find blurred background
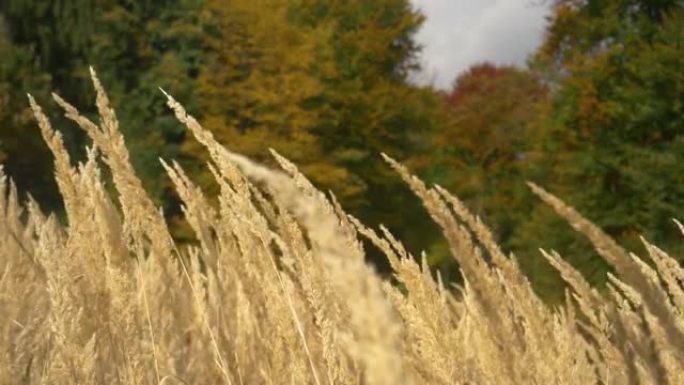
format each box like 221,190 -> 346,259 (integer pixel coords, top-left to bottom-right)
0,0 -> 682,302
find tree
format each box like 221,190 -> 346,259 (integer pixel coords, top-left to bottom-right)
186,0 -> 449,269
0,14 -> 56,209
1,0 -> 452,273
512,0 -> 684,300
0,0 -> 204,211
189,0 -> 348,195
430,63 -> 551,281
87,0 -> 205,203
290,0 -> 448,265
441,63 -> 548,226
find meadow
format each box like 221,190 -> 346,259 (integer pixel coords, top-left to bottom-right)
1,70 -> 682,384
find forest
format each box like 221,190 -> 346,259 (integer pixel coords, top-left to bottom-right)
0,0 -> 682,302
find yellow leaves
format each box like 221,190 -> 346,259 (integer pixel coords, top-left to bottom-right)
300,162 -> 366,198
187,0 -> 350,203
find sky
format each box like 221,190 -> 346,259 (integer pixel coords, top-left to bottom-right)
410,0 -> 552,90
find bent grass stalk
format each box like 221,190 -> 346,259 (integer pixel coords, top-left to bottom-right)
0,73 -> 681,384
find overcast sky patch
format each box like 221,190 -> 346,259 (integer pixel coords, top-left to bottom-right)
410,0 -> 551,90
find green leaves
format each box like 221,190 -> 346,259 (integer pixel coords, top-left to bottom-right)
511,1 -> 684,300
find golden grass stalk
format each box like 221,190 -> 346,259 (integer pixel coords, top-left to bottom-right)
0,72 -> 681,384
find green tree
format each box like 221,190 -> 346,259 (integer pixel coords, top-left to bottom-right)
0,14 -> 56,208
0,0 -> 204,209
87,0 -> 204,203
513,0 -> 684,301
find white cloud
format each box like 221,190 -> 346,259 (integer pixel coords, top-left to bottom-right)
410,0 -> 551,90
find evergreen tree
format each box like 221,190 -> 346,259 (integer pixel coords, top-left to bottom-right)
87,0 -> 204,202
0,0 -> 204,209
0,14 -> 56,209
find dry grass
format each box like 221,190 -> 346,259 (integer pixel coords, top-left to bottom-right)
1,70 -> 682,384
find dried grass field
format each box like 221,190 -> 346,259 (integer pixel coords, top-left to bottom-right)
1,70 -> 682,384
